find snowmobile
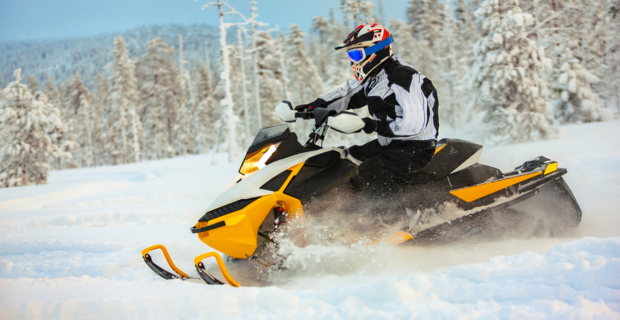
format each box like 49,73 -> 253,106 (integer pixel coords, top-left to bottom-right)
142,101 -> 582,287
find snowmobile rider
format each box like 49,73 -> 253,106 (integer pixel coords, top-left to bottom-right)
295,23 -> 439,191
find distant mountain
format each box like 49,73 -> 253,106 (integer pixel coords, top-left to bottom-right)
0,24 -> 226,89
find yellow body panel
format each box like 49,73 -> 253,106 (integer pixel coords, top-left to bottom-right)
450,171 -> 541,203
196,162 -> 306,258
544,162 -> 558,175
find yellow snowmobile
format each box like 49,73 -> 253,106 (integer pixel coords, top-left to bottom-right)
142,102 -> 582,286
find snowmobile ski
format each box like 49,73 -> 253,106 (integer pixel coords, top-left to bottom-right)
142,244 -> 241,286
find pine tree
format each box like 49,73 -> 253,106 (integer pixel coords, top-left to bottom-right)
471,0 -> 556,144
454,0 -> 479,48
106,37 -> 144,164
255,31 -> 286,127
136,38 -> 182,160
204,0 -> 242,162
324,19 -> 353,88
311,16 -> 331,76
176,35 -> 195,155
390,18 -> 432,74
554,51 -> 603,123
64,74 -> 95,166
286,25 -> 324,105
91,74 -> 108,165
341,0 -> 375,26
0,69 -> 62,188
191,61 -> 218,153
406,0 -> 444,78
27,75 -> 40,94
435,2 -> 469,129
406,0 -> 444,48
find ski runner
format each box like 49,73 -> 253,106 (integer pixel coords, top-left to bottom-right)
295,23 -> 439,192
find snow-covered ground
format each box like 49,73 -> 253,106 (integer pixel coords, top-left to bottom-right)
1,120 -> 619,319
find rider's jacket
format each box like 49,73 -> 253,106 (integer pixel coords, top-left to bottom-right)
320,56 -> 439,146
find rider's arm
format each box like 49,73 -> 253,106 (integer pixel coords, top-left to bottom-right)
313,79 -> 367,113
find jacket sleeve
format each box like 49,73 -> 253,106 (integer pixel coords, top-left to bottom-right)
320,79 -> 367,113
388,73 -> 432,137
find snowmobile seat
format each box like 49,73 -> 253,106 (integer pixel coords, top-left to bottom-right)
421,138 -> 484,178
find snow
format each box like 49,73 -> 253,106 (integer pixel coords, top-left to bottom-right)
1,120 -> 620,319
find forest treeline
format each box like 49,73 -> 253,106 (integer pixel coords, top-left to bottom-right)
1,0 -> 619,188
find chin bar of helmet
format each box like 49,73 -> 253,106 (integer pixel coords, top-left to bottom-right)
346,35 -> 393,63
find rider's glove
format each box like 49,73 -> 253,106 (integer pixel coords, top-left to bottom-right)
295,98 -> 327,111
362,118 -> 376,134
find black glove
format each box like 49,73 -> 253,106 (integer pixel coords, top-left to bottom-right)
362,118 -> 376,134
295,98 -> 327,111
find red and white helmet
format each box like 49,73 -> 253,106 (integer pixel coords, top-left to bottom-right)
336,23 -> 394,82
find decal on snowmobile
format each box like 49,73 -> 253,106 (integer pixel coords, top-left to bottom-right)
449,171 -> 542,203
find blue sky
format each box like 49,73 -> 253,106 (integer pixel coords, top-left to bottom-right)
0,0 -> 408,40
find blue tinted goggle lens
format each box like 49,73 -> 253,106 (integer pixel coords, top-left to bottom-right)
347,49 -> 365,63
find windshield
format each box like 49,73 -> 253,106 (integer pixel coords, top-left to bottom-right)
249,124 -> 289,150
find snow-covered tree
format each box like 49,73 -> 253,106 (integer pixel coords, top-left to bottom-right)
390,18 -> 433,76
105,37 -> 144,165
64,74 -> 95,166
286,24 -> 324,105
176,35 -> 195,155
249,0 -> 264,130
341,0 -> 375,26
406,0 -> 444,48
27,75 -> 40,94
454,0 -> 479,48
435,2 -> 469,129
471,0 -> 556,144
324,19 -> 353,89
0,69 -> 62,187
191,61 -> 218,153
255,30 -> 286,127
203,0 -> 242,162
554,51 -> 603,123
405,0 -> 443,79
310,16 -> 330,76
136,38 -> 182,160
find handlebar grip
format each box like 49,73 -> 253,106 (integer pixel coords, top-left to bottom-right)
295,111 -> 314,120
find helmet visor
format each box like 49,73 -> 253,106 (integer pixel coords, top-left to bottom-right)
347,48 -> 365,63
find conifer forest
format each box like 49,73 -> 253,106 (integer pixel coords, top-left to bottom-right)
1,0 -> 619,188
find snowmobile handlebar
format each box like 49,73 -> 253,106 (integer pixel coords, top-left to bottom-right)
294,111 -> 314,120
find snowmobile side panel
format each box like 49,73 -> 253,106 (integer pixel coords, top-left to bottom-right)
260,170 -> 292,191
206,148 -> 337,212
284,158 -> 356,202
141,244 -> 190,279
448,163 -> 504,189
194,251 -> 240,287
450,171 -> 541,202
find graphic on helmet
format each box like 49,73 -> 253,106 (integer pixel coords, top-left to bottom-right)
336,23 -> 394,82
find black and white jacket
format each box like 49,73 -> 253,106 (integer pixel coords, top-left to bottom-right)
321,56 -> 439,146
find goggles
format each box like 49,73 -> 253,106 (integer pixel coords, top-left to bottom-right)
346,35 -> 393,63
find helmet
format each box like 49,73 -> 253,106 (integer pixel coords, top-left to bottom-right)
336,23 -> 394,82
